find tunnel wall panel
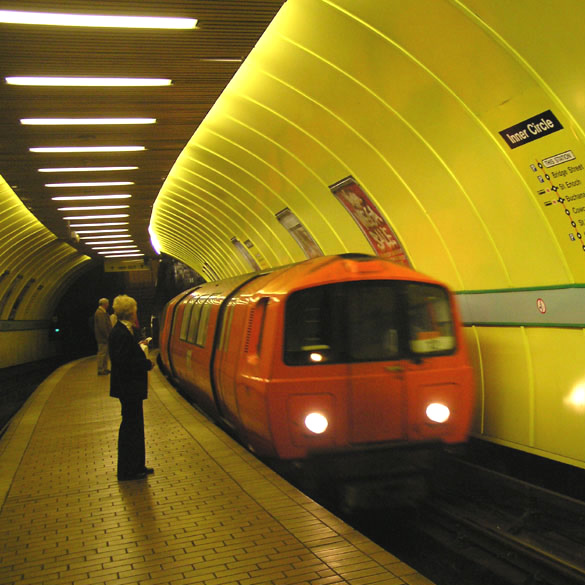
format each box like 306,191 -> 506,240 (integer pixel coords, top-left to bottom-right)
0,330 -> 57,369
465,325 -> 585,469
0,176 -> 91,369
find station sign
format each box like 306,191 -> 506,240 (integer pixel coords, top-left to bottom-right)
104,258 -> 149,272
499,110 -> 563,150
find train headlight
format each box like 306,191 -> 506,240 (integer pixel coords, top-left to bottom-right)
304,412 -> 328,434
309,352 -> 324,363
426,403 -> 450,423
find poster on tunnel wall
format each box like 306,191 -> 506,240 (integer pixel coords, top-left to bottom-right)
330,176 -> 411,267
276,208 -> 323,259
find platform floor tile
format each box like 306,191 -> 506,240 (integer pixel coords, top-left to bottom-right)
0,357 -> 435,585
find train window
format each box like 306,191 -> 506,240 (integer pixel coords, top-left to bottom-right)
195,301 -> 212,346
245,297 -> 269,356
284,285 -> 343,365
180,298 -> 196,341
186,295 -> 208,344
218,299 -> 236,352
255,298 -> 269,355
284,280 -> 456,365
406,284 -> 455,355
346,283 -> 400,362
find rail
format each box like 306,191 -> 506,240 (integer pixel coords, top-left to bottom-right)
422,452 -> 585,584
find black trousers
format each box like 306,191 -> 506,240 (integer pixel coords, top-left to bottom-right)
117,398 -> 145,478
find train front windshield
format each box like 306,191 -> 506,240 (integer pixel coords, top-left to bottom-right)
284,281 -> 456,365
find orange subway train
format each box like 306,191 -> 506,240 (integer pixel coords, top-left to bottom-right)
158,254 -> 475,463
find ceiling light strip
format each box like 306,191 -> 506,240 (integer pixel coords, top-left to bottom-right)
58,205 -> 129,211
31,146 -> 145,153
52,195 -> 131,201
46,181 -> 133,187
94,249 -> 138,252
69,222 -> 128,227
75,229 -> 129,234
39,166 -> 138,173
63,214 -> 129,220
85,240 -> 134,245
22,118 -> 156,125
91,245 -> 137,250
8,77 -> 171,87
0,10 -> 197,29
80,234 -> 132,239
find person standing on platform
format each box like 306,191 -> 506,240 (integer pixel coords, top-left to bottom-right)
94,298 -> 112,375
108,294 -> 154,481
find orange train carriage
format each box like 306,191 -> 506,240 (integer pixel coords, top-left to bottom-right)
158,254 -> 475,463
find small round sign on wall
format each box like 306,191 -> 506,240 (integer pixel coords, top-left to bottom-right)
536,298 -> 547,314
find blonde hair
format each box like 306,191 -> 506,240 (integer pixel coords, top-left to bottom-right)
112,295 -> 137,321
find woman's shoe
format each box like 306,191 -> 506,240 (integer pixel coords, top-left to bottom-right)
117,471 -> 147,481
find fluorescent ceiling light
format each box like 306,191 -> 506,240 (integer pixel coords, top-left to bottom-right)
69,222 -> 128,227
31,146 -> 145,153
22,118 -> 155,125
92,245 -> 137,250
62,214 -> 129,220
98,249 -> 142,255
81,233 -> 131,239
0,10 -> 197,29
75,229 -> 129,234
199,58 -> 242,63
39,166 -> 138,173
85,239 -> 134,245
58,205 -> 129,211
52,195 -> 131,201
7,77 -> 172,86
46,181 -> 133,187
104,253 -> 144,258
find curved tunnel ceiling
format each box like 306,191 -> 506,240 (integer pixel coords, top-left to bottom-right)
152,0 -> 585,292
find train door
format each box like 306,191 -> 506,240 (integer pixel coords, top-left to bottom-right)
213,297 -> 240,424
160,288 -> 196,378
284,282 -> 406,445
344,282 -> 407,444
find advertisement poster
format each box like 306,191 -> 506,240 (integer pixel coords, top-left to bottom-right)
231,237 -> 269,271
330,176 -> 410,267
276,208 -> 323,259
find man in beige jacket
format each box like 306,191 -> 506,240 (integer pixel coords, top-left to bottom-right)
94,298 -> 112,375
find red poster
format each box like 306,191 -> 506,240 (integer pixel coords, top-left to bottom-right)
330,177 -> 410,267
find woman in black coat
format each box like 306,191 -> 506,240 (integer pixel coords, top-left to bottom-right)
109,295 -> 154,481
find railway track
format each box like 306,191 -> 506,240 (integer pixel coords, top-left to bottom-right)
0,357 -> 66,435
319,448 -> 585,585
418,453 -> 585,584
370,451 -> 585,584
